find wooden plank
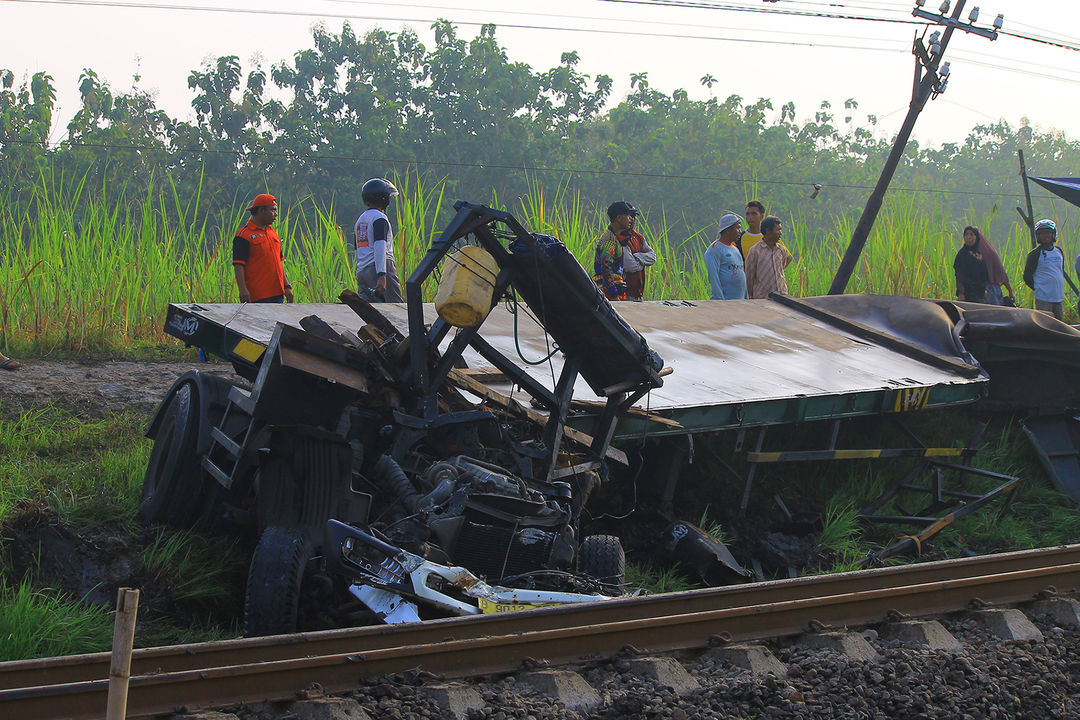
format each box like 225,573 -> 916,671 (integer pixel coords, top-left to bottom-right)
445,369 -> 628,466
339,290 -> 404,338
459,368 -> 510,383
279,345 -> 370,393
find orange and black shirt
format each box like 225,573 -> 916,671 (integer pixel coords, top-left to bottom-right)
232,220 -> 285,301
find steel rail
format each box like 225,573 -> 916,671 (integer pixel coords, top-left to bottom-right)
6,548 -> 1080,716
3,543 -> 1076,691
0,548 -> 1075,716
6,560 -> 1078,719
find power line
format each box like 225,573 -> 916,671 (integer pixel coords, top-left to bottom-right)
998,28 -> 1080,53
1006,17 -> 1080,45
953,54 -> 1080,85
602,0 -> 1080,52
939,98 -> 1001,123
4,0 -> 907,51
11,0 -> 1080,73
0,137 -> 1036,200
9,1 -> 1080,141
599,0 -> 923,25
320,0 -> 909,45
951,49 -> 1080,80
758,0 -> 911,12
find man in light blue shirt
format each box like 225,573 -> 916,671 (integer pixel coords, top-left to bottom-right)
705,213 -> 748,300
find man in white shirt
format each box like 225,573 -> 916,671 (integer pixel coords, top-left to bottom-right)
354,177 -> 402,303
1023,218 -> 1067,320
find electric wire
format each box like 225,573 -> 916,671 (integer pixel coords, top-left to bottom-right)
600,0 -> 926,25
601,0 -> 1080,52
5,2 -> 1077,203
9,1 -> 1080,79
950,49 -> 1080,81
320,0 -> 911,45
10,0 -> 1080,61
2,0 -> 909,51
0,138 -> 1042,200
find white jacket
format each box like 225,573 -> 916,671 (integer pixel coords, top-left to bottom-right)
622,236 -> 656,273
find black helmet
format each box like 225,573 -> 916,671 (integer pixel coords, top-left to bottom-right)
362,177 -> 399,208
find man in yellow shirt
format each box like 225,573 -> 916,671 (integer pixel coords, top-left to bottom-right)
739,200 -> 765,257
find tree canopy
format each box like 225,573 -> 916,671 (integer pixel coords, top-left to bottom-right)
3,20 -> 1079,241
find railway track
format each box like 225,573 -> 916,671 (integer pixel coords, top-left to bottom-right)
3,544 -> 1079,720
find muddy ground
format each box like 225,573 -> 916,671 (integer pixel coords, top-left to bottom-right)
0,358 -> 239,416
1,359 -> 251,636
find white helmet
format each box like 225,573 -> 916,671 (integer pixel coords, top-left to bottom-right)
1034,218 -> 1057,237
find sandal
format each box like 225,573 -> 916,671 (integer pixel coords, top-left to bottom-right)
0,357 -> 21,371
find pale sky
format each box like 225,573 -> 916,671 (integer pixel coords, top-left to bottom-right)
3,0 -> 1080,154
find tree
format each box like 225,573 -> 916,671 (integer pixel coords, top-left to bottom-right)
0,69 -> 56,187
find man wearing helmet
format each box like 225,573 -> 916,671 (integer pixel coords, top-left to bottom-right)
355,177 -> 402,303
1023,219 -> 1066,320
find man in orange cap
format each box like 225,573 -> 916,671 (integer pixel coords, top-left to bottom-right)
232,193 -> 294,303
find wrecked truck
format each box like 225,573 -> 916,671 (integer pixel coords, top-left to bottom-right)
140,201 -> 667,635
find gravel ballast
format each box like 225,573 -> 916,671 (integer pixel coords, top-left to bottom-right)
204,609 -> 1080,720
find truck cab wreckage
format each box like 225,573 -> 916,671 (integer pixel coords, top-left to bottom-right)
142,202 -> 668,634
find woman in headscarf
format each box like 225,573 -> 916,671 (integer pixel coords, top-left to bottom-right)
954,226 -> 990,303
968,226 -> 1014,305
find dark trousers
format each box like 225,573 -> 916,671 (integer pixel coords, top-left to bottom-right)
624,270 -> 645,301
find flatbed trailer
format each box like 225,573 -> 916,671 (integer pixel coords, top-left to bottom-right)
165,294 -> 988,441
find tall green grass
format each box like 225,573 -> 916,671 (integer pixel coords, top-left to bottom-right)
0,404 -> 148,529
0,578 -> 113,660
0,403 -> 250,657
140,528 -> 247,615
0,169 -> 1067,355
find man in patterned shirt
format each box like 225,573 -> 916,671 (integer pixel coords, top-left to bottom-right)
744,215 -> 792,299
593,201 -> 640,300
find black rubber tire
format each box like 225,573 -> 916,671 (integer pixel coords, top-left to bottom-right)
243,525 -> 314,637
139,382 -> 204,528
581,534 -> 626,595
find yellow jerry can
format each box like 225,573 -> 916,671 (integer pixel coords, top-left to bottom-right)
435,245 -> 499,328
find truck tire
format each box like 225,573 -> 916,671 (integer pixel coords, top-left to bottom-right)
140,382 -> 204,527
243,525 -> 314,637
581,534 -> 626,595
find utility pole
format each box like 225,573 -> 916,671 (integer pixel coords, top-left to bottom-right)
1016,149 -> 1038,248
828,0 -> 1003,295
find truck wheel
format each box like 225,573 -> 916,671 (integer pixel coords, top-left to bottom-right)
582,534 -> 626,595
243,526 -> 314,637
140,382 -> 204,527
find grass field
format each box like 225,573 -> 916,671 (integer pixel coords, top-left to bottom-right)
0,403 -> 246,659
1,170 -> 1068,356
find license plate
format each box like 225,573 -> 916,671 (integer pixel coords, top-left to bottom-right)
476,597 -> 558,614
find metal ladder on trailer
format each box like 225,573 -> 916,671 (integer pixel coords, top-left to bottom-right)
201,386 -> 257,490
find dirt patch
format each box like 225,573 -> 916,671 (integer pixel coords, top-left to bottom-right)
3,505 -> 247,635
0,359 -> 240,416
5,507 -> 140,606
